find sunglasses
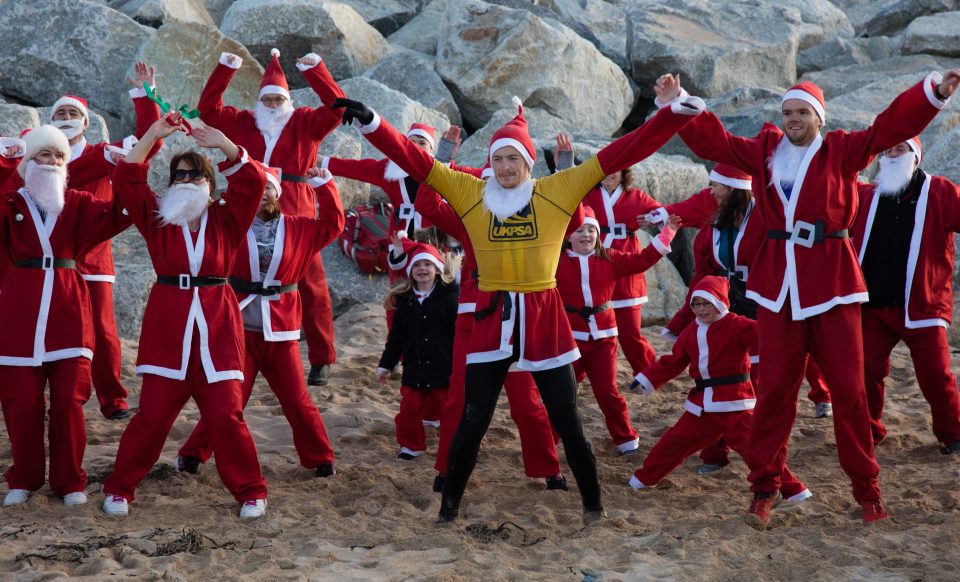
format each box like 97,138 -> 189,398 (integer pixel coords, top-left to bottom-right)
172,169 -> 206,182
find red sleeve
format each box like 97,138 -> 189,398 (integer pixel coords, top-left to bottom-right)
938,177 -> 960,233
325,157 -> 389,189
0,153 -> 20,186
218,148 -> 267,247
610,245 -> 667,278
414,185 -> 467,241
112,160 -> 159,237
299,61 -> 346,141
74,189 -> 133,251
677,113 -> 771,177
666,189 -> 718,229
638,332 -> 692,390
353,113 -> 435,183
66,144 -> 114,187
198,62 -> 248,130
596,99 -> 705,176
305,177 -> 345,253
450,162 -> 484,179
132,90 -> 163,159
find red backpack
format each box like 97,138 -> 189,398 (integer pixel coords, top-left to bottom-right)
339,202 -> 392,274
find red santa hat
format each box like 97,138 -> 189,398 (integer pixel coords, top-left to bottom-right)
906,136 -> 922,163
480,160 -> 493,180
690,275 -> 730,315
17,125 -> 71,177
566,204 -> 599,237
260,48 -> 290,100
489,96 -> 536,170
781,81 -> 825,123
406,123 -> 436,149
50,94 -> 89,119
709,163 -> 752,191
262,164 -> 282,197
405,241 -> 445,277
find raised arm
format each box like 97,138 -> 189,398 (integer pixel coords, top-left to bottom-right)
303,167 -> 346,252
0,137 -> 24,188
320,155 -> 389,189
414,184 -> 467,242
198,53 -> 250,129
612,217 -> 678,277
296,53 -> 346,141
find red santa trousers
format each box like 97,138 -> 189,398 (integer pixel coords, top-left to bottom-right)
862,306 -> 960,446
615,305 -> 657,375
634,409 -> 807,498
299,252 -> 336,366
750,303 -> 881,502
86,280 -> 129,417
434,313 -> 561,477
396,386 -> 448,454
804,358 -> 831,404
179,331 -> 335,468
103,333 -> 267,503
573,337 -> 639,449
0,357 -> 91,495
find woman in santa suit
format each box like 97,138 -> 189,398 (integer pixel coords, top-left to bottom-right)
102,116 -> 269,519
333,87 -> 706,523
557,206 -> 677,455
176,164 -> 344,478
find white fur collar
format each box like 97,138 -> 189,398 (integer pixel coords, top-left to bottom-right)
383,160 -> 408,182
482,178 -> 534,221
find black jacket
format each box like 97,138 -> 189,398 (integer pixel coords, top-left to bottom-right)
379,280 -> 459,390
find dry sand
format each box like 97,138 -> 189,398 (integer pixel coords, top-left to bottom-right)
2,302 -> 959,581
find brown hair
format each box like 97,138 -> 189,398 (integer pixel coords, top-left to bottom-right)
713,188 -> 752,230
596,167 -> 636,192
562,235 -> 610,261
168,151 -> 216,196
383,254 -> 458,310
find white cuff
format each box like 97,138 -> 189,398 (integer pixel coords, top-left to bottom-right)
307,173 -> 332,188
318,155 -> 330,170
647,207 -> 669,225
220,146 -> 250,177
654,88 -> 690,110
633,373 -> 656,396
128,85 -> 155,99
672,96 -> 706,116
749,355 -> 760,365
651,236 -> 671,255
219,52 -> 242,69
0,137 -> 25,158
660,328 -> 679,342
923,71 -> 949,110
103,146 -> 126,165
376,367 -> 391,375
296,53 -> 322,71
353,110 -> 382,135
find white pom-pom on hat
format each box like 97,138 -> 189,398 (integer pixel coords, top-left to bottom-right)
270,48 -> 280,57
511,95 -> 523,114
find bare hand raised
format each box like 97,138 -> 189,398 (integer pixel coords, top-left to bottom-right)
126,61 -> 156,88
666,215 -> 682,230
655,74 -> 682,103
556,132 -> 573,153
297,53 -> 320,67
190,124 -> 228,149
938,69 -> 960,99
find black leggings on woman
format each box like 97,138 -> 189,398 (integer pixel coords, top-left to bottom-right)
440,341 -> 603,518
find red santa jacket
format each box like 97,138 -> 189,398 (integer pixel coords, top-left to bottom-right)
677,73 -> 948,319
233,174 -> 344,341
663,187 -> 719,228
634,312 -> 757,416
0,187 -> 129,365
0,138 -> 22,186
112,149 -> 265,382
854,174 -> 960,329
198,54 -> 344,218
556,244 -> 670,341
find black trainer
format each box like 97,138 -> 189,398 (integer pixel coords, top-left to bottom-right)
545,474 -> 568,491
176,456 -> 201,475
308,364 -> 330,387
397,451 -> 418,461
432,473 -> 445,493
108,409 -> 132,421
315,462 -> 336,477
437,504 -> 459,523
942,439 -> 960,455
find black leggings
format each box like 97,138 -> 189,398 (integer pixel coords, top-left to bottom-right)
441,349 -> 603,514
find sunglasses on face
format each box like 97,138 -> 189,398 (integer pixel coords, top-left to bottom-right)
172,169 -> 205,182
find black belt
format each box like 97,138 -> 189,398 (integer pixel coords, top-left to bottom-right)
474,291 -> 513,322
229,277 -> 298,297
280,173 -> 309,183
767,220 -> 847,248
157,275 -> 228,289
598,225 -> 636,238
15,257 -> 76,270
564,302 -> 612,320
694,373 -> 749,390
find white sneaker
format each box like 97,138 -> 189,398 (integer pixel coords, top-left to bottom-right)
63,491 -> 88,506
102,494 -> 129,516
3,489 -> 29,506
815,402 -> 833,419
785,488 -> 813,502
628,475 -> 647,490
239,498 -> 266,519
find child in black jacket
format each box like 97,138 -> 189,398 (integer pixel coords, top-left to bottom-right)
378,241 -> 459,460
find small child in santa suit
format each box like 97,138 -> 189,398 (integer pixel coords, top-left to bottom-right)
377,242 -> 459,460
628,276 -> 811,525
556,205 -> 679,454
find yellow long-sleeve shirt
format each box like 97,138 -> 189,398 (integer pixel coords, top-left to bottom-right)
424,156 -> 605,292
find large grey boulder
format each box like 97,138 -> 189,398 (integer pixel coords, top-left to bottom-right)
364,49 -> 462,126
317,129 -> 369,210
0,104 -> 40,140
204,0 -> 235,24
848,0 -> 958,38
93,0 -> 215,27
435,0 -> 633,135
388,0 -> 450,56
220,0 -> 388,86
539,0 -> 630,70
112,227 -> 154,340
800,54 -> 959,99
320,244 -> 390,317
901,11 -> 960,58
625,0 -> 802,100
456,106 -> 571,170
796,36 -> 895,76
0,0 -> 153,120
794,0 -> 854,51
924,124 -> 960,185
336,0 -> 423,36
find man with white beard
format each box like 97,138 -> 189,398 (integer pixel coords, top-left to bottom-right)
657,67 -> 960,527
852,138 -> 960,454
0,125 -> 131,508
198,48 -> 344,388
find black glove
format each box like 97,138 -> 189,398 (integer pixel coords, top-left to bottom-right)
332,98 -> 374,126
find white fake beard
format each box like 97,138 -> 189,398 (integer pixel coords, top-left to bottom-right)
254,101 -> 294,140
482,178 -> 535,221
24,160 -> 67,215
874,154 -> 916,197
157,182 -> 210,227
52,118 -> 85,140
767,138 -> 807,190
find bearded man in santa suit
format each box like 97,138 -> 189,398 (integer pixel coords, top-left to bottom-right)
852,137 -> 960,454
198,48 -> 344,388
656,67 -> 960,527
0,126 -> 131,508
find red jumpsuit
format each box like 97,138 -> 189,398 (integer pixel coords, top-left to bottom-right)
179,175 -> 345,468
103,151 -> 268,504
199,52 -> 344,368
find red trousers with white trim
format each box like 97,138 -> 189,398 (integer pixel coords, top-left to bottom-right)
104,334 -> 267,503
396,386 -> 448,453
299,252 -> 336,366
634,409 -> 807,497
434,313 -> 561,477
573,337 -> 638,448
751,303 -> 881,502
179,331 -> 335,467
86,280 -> 129,417
615,305 -> 657,375
862,306 -> 960,446
0,357 -> 91,495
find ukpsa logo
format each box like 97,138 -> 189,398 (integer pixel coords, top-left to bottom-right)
489,203 -> 538,241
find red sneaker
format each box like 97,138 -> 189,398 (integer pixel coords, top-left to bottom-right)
860,500 -> 888,523
744,491 -> 782,531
